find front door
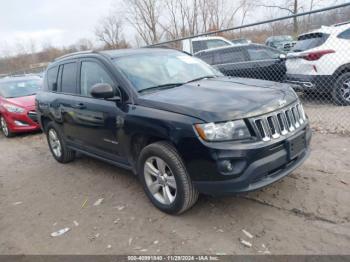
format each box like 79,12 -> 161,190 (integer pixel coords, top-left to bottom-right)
71,59 -> 127,163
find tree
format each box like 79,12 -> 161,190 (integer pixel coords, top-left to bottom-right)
124,0 -> 163,45
95,14 -> 128,49
257,0 -> 302,35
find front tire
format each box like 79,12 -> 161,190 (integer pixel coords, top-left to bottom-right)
46,122 -> 75,163
138,141 -> 199,215
0,116 -> 14,138
332,72 -> 350,106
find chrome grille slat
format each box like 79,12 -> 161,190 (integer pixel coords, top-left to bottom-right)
252,102 -> 306,141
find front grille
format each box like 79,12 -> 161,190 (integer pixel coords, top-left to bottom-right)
251,102 -> 306,142
28,111 -> 38,123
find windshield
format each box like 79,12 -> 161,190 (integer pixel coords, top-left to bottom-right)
273,35 -> 293,42
113,52 -> 221,92
292,33 -> 329,52
0,79 -> 42,98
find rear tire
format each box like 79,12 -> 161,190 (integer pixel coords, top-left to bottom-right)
138,141 -> 199,215
46,122 -> 75,163
332,72 -> 350,106
0,116 -> 14,138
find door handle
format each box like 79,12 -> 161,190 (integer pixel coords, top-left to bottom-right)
72,103 -> 86,109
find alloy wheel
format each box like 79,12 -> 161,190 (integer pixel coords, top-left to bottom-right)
144,157 -> 177,205
340,78 -> 350,102
48,129 -> 62,158
1,117 -> 9,137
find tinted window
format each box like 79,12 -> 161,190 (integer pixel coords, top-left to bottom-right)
338,29 -> 350,39
197,53 -> 214,64
46,66 -> 58,91
247,47 -> 281,60
61,63 -> 77,94
80,61 -> 115,97
212,48 -> 246,65
292,33 -> 329,52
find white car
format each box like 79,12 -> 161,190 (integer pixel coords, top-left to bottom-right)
285,22 -> 350,105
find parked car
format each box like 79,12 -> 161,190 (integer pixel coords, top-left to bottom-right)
195,44 -> 287,82
36,49 -> 311,214
266,35 -> 296,52
0,76 -> 42,137
230,38 -> 251,45
285,23 -> 350,105
182,36 -> 233,54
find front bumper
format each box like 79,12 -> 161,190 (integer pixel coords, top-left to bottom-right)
285,74 -> 334,92
2,110 -> 40,133
191,126 -> 311,196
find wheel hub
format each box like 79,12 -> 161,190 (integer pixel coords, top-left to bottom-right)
144,157 -> 177,205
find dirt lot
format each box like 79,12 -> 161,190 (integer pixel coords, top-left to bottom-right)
0,129 -> 349,255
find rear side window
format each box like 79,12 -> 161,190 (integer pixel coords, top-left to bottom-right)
338,29 -> 350,39
212,48 -> 246,65
46,66 -> 58,91
60,62 -> 77,94
292,33 -> 329,52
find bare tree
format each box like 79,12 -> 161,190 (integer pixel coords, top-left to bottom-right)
95,14 -> 128,49
124,0 -> 163,45
257,0 -> 302,35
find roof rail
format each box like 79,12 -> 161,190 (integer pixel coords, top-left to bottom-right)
333,21 -> 350,27
54,50 -> 96,61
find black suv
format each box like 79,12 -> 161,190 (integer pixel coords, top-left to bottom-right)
36,48 -> 311,214
195,44 -> 286,82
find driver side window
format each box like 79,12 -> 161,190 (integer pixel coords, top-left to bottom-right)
80,61 -> 115,97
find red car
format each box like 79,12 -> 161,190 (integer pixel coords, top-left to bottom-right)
0,76 -> 42,137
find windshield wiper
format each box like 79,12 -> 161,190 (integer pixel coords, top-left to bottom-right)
138,83 -> 185,94
186,75 -> 217,83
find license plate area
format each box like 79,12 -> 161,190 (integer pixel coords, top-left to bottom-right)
286,132 -> 306,160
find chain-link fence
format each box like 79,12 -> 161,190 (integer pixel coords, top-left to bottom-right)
149,3 -> 350,135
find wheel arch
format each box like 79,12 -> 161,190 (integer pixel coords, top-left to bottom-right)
333,63 -> 350,79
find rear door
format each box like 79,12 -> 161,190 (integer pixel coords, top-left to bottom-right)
246,46 -> 286,81
56,61 -> 81,142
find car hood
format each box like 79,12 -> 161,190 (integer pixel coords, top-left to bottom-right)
5,95 -> 36,109
137,77 -> 298,123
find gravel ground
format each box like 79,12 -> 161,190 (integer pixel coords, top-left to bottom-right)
0,130 -> 349,255
301,96 -> 350,135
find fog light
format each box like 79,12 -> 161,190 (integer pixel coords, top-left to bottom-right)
14,120 -> 29,127
221,160 -> 233,172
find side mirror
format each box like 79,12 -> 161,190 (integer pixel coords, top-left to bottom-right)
279,54 -> 287,60
90,83 -> 115,99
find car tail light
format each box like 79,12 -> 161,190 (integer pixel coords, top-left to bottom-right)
302,50 -> 335,61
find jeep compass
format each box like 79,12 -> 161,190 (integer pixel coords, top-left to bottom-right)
36,48 -> 311,214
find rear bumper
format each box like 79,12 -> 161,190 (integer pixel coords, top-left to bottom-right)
285,74 -> 334,92
192,127 -> 311,196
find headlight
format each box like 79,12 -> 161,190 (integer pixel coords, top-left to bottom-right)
195,120 -> 251,142
3,104 -> 25,113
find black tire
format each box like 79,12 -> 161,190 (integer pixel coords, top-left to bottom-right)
332,72 -> 350,106
0,116 -> 14,138
46,122 -> 75,163
138,141 -> 199,215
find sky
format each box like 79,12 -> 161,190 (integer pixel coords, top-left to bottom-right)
0,0 -> 120,56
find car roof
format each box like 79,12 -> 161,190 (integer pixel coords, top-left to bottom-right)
100,48 -> 182,58
0,75 -> 41,83
52,48 -> 184,64
194,43 -> 265,55
299,24 -> 350,37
